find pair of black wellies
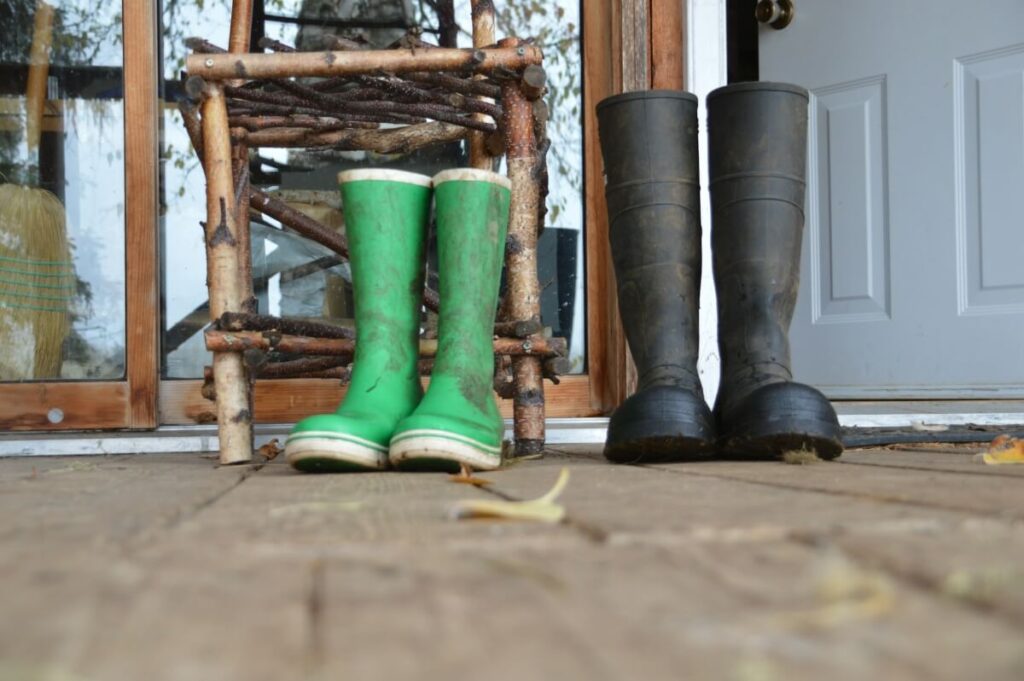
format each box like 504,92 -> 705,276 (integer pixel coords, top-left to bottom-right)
597,82 -> 843,463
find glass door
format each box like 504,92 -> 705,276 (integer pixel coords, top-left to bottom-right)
0,1 -> 158,430
157,0 -> 609,425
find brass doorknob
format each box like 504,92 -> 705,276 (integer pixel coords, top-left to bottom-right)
755,0 -> 795,30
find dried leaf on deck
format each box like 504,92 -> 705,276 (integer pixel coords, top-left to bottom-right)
782,448 -> 820,465
449,467 -> 570,523
776,553 -> 895,631
976,435 -> 1024,465
449,463 -> 493,487
258,438 -> 282,461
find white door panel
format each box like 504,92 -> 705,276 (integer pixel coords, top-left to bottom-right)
759,1 -> 1024,397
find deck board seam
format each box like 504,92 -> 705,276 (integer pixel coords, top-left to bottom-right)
836,459 -> 1024,480
482,468 -> 611,544
157,462 -> 263,534
786,532 -> 1024,632
640,464 -> 1024,520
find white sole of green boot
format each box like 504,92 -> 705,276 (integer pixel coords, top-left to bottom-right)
285,432 -> 389,472
388,430 -> 502,472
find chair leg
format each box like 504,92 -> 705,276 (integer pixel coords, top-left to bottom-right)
500,54 -> 545,456
201,81 -> 253,464
468,0 -> 497,170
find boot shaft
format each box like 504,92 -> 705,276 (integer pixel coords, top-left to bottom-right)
338,169 -> 431,407
431,169 -> 511,413
597,90 -> 703,392
707,82 -> 809,410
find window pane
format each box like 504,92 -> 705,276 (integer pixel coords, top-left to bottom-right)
160,1 -> 584,378
0,1 -> 126,381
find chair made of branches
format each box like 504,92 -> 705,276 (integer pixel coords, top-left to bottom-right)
181,0 -> 561,464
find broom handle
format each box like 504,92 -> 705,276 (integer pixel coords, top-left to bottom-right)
25,0 -> 56,154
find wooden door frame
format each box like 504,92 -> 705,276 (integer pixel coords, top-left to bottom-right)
0,0 -> 687,431
158,0 -> 688,426
582,0 -> 686,413
0,0 -> 160,431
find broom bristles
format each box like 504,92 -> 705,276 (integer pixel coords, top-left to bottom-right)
0,182 -> 71,380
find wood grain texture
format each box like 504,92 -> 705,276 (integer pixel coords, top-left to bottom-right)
840,446 -> 1024,478
158,374 -> 600,425
651,0 -> 685,89
227,0 -> 254,56
185,47 -> 542,81
5,451 -> 1024,680
468,0 -> 497,169
123,0 -> 160,428
499,66 -> 546,451
201,83 -> 252,463
616,0 -> 654,395
584,0 -> 633,412
620,0 -> 650,92
649,458 -> 1024,519
482,448 -> 972,538
0,382 -> 130,431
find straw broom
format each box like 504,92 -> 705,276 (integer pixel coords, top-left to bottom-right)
0,0 -> 72,380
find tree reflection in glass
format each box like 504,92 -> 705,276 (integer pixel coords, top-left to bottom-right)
160,0 -> 584,378
0,0 -> 126,381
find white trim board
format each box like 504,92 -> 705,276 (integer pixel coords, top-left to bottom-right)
2,409 -> 1023,457
0,419 -> 610,458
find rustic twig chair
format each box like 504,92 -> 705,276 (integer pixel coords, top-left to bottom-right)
182,0 -> 560,464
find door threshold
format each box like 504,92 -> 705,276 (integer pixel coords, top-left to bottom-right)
834,400 -> 1024,428
0,418 -> 611,458
1,405 -> 1023,457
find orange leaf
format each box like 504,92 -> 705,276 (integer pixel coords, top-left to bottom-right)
978,436 -> 1024,465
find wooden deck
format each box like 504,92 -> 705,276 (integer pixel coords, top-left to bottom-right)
2,444 -> 1023,680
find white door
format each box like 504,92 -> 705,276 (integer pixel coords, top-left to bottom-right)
759,1 -> 1024,398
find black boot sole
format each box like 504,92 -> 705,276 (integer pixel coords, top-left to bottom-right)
604,385 -> 716,464
717,382 -> 843,460
605,435 -> 714,464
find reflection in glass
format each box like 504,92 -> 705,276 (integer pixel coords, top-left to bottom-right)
160,1 -> 583,377
0,0 -> 126,381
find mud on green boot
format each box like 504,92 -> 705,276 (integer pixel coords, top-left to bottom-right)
389,169 -> 511,472
286,169 -> 431,472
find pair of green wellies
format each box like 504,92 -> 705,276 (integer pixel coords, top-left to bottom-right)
285,168 -> 511,473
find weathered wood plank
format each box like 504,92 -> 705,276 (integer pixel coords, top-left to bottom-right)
648,458 -> 1024,519
651,0 -> 685,89
5,451 -> 1024,681
826,518 -> 1024,626
620,0 -> 650,92
123,0 -> 160,428
314,542 -> 1024,681
158,458 -> 585,554
483,454 -> 972,542
583,0 -> 631,412
0,454 -> 248,549
0,547 -> 310,681
158,375 -> 601,425
841,447 -> 1024,478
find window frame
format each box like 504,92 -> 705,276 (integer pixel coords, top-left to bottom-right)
0,0 -> 159,431
0,0 -> 684,431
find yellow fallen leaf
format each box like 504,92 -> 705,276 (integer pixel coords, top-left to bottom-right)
943,566 -> 1024,605
449,467 -> 569,523
776,554 -> 895,631
449,462 -> 493,487
977,436 -> 1024,465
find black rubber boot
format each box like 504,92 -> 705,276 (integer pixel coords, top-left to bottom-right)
707,82 -> 842,460
597,90 -> 715,463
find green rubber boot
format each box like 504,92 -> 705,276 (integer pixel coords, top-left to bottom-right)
285,169 -> 431,472
389,169 -> 511,472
